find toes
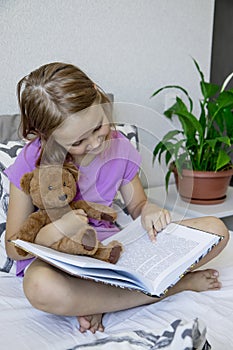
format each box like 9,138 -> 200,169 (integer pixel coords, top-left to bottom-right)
200,269 -> 221,290
89,316 -> 104,334
98,324 -> 104,332
202,269 -> 219,279
89,323 -> 103,334
208,280 -> 222,290
78,316 -> 91,333
77,315 -> 104,334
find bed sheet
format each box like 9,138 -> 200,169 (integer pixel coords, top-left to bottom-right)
0,233 -> 232,350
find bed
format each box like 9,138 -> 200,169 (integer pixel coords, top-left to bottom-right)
0,114 -> 233,350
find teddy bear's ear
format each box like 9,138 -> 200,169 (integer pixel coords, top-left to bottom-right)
64,162 -> 79,181
20,172 -> 34,194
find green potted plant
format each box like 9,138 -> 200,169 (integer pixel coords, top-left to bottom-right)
151,58 -> 233,204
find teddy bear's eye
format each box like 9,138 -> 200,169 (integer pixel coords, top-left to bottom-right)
48,185 -> 53,190
63,182 -> 66,186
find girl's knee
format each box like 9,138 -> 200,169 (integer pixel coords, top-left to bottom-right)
182,216 -> 230,250
201,216 -> 230,250
208,216 -> 229,239
23,262 -> 54,310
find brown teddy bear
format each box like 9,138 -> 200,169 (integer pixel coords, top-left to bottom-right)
15,163 -> 123,264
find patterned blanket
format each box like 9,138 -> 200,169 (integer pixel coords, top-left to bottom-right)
67,318 -> 211,350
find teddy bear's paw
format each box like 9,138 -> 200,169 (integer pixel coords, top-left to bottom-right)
94,240 -> 123,264
74,200 -> 117,222
16,246 -> 28,257
108,244 -> 123,264
81,229 -> 98,251
51,226 -> 99,255
100,212 -> 117,222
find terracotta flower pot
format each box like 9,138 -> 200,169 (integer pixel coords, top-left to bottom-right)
173,167 -> 233,204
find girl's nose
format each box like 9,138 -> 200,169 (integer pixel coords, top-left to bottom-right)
87,135 -> 101,151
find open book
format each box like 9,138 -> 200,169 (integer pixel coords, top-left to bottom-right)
12,217 -> 223,297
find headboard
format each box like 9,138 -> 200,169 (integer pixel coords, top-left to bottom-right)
0,114 -> 21,143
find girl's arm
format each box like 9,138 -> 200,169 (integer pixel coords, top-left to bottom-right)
120,174 -> 171,241
34,209 -> 88,247
5,183 -> 35,260
6,184 -> 89,258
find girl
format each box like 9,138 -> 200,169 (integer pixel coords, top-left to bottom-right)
5,62 -> 229,334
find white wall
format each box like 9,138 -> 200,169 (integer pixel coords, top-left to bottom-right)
0,0 -> 215,186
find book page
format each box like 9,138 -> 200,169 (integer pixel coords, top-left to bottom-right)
105,218 -> 220,289
117,229 -> 199,281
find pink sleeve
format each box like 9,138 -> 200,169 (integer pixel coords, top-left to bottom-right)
4,139 -> 41,189
116,131 -> 141,186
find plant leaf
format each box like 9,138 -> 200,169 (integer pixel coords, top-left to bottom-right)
192,58 -> 205,82
223,108 -> 233,138
162,129 -> 181,141
216,149 -> 231,171
165,170 -> 172,192
205,136 -> 231,151
216,91 -> 233,108
200,81 -> 220,100
221,72 -> 233,91
174,108 -> 203,140
151,85 -> 193,113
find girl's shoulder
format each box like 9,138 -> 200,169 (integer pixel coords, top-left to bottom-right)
110,129 -> 127,140
4,138 -> 41,189
110,129 -> 134,147
109,129 -> 136,151
19,138 -> 41,164
107,129 -> 141,161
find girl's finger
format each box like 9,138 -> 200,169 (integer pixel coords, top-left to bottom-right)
148,226 -> 157,242
158,214 -> 167,230
166,211 -> 171,224
76,209 -> 87,216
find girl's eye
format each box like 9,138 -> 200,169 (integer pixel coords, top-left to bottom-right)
48,185 -> 53,190
72,140 -> 82,147
71,123 -> 102,147
94,124 -> 102,132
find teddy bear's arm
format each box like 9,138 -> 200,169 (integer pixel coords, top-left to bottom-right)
50,224 -> 99,255
16,211 -> 49,256
72,200 -> 117,222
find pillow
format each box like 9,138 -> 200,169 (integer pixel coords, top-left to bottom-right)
71,318 -> 210,350
113,124 -> 140,229
116,123 -> 139,151
0,114 -> 21,143
0,141 -> 24,275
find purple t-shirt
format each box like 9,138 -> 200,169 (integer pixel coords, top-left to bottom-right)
5,130 -> 141,276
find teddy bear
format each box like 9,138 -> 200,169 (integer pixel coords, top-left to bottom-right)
15,163 -> 123,264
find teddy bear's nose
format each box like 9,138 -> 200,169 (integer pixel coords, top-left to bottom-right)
59,194 -> 67,201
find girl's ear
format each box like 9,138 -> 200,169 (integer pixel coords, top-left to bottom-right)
20,172 -> 34,194
64,162 -> 79,182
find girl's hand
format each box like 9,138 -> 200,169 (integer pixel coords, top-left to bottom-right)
35,209 -> 89,247
141,202 -> 171,242
57,209 -> 88,236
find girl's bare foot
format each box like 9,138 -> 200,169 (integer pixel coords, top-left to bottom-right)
168,268 -> 221,296
77,269 -> 220,333
77,314 -> 104,333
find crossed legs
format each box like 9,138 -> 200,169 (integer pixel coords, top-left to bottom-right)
23,216 -> 229,333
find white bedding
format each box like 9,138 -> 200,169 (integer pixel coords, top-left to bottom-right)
0,233 -> 232,350
0,139 -> 232,349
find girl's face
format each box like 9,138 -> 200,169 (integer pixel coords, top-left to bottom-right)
53,103 -> 111,165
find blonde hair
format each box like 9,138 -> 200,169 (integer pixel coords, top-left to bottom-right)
17,62 -> 112,164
